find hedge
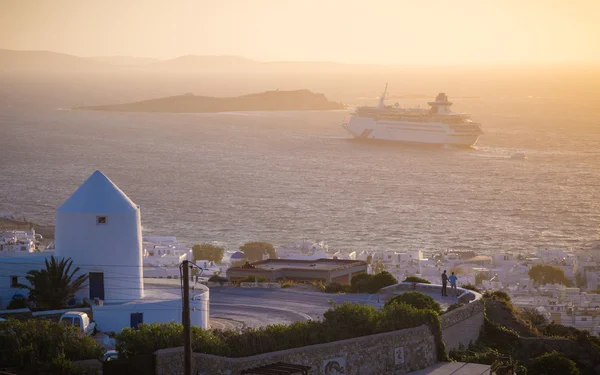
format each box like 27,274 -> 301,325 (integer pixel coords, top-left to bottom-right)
0,318 -> 104,373
403,276 -> 431,284
385,292 -> 443,314
116,301 -> 449,361
350,271 -> 397,293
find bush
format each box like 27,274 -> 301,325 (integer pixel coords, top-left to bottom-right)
7,296 -> 28,310
461,283 -> 480,293
0,318 -> 103,373
403,276 -> 431,284
527,351 -> 579,375
385,292 -> 442,314
238,276 -> 269,283
324,282 -> 344,293
350,272 -> 397,293
311,280 -> 326,291
116,302 -> 449,361
519,308 -> 548,328
208,275 -> 228,283
483,290 -> 511,302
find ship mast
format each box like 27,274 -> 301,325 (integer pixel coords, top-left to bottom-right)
377,83 -> 388,109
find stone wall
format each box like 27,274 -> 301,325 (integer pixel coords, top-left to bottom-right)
155,325 -> 436,375
440,299 -> 485,351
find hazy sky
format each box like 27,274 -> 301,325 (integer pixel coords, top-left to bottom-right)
1,0 -> 599,64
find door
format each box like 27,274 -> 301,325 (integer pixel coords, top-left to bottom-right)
89,272 -> 105,300
130,312 -> 143,329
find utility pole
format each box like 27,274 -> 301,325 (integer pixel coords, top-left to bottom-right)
182,260 -> 192,375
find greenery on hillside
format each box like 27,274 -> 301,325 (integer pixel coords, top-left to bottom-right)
116,300 -> 448,361
18,256 -> 88,310
192,243 -> 224,263
239,242 -> 276,262
450,294 -> 599,374
0,318 -> 103,373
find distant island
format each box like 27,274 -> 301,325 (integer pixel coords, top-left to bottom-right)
74,90 -> 345,113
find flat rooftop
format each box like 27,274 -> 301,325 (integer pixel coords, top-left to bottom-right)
242,258 -> 366,272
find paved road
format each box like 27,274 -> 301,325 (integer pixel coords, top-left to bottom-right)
209,287 -> 383,328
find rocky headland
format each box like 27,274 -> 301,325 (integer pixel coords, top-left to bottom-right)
75,89 -> 345,113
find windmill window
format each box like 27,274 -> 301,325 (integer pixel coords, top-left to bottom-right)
97,216 -> 107,225
11,276 -> 18,287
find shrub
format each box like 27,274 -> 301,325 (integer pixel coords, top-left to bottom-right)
527,351 -> 579,375
311,280 -> 326,291
116,302 -> 448,361
483,290 -> 511,302
324,282 -> 344,293
208,275 -> 228,283
519,308 -> 548,328
116,322 -> 183,358
350,272 -> 397,293
7,296 -> 28,310
461,283 -> 480,293
403,276 -> 431,284
372,271 -> 398,290
238,276 -> 269,283
0,318 -> 103,373
350,272 -> 371,292
385,292 -> 442,314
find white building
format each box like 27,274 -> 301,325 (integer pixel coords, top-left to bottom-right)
0,171 -> 209,332
0,229 -> 39,253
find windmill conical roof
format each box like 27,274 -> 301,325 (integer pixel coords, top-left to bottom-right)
57,171 -> 137,213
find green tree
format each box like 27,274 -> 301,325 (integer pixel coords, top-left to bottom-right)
239,242 -> 276,262
18,256 -> 88,310
528,264 -> 569,286
372,259 -> 385,274
192,243 -> 224,263
527,351 -> 579,375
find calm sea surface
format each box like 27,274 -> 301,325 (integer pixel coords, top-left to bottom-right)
1,73 -> 599,253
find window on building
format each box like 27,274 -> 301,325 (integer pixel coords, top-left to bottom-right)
582,317 -> 587,321
96,216 -> 107,224
20,246 -> 26,251
10,276 -> 18,288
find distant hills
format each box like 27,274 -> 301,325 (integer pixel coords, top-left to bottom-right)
0,49 -> 379,74
75,90 -> 345,113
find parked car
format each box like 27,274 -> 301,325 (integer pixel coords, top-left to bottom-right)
103,350 -> 118,362
59,311 -> 97,336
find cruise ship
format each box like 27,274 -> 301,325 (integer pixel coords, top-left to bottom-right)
343,85 -> 483,147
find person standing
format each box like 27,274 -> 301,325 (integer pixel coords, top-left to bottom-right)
441,270 -> 448,296
448,272 -> 458,297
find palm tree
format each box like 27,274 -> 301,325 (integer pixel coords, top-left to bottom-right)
19,256 -> 89,310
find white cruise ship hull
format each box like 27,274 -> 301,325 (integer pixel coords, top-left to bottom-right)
344,116 -> 481,147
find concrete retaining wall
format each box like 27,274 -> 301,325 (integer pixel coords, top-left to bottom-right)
156,325 -> 437,375
440,300 -> 485,351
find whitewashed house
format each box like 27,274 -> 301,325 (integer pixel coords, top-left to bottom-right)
0,171 -> 209,332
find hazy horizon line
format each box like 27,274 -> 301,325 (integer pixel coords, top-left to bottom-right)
3,48 -> 600,68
